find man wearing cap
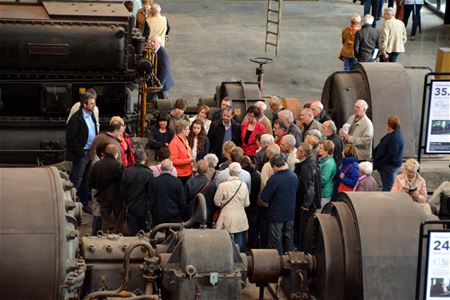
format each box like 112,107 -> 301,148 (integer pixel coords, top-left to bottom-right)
260,154 -> 299,255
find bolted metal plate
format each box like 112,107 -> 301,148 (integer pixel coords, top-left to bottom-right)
42,1 -> 130,18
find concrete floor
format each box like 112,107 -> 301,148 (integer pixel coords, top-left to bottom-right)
162,0 -> 450,101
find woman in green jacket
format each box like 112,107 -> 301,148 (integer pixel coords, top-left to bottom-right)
318,140 -> 337,198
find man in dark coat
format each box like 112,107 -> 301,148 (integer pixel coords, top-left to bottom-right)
66,92 -> 98,211
208,107 -> 242,163
354,14 -> 380,62
321,120 -> 344,168
120,150 -> 154,235
89,143 -> 124,233
184,160 -> 217,224
294,143 -> 322,250
150,159 -> 186,225
149,35 -> 174,100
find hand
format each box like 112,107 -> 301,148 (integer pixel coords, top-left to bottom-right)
339,173 -> 345,179
338,129 -> 348,141
300,206 -> 309,214
409,190 -> 420,202
383,53 -> 389,59
165,143 -> 169,147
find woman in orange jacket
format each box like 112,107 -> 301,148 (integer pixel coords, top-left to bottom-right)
169,119 -> 195,184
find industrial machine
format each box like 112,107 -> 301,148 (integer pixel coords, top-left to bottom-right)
0,0 -> 149,165
0,167 -> 438,299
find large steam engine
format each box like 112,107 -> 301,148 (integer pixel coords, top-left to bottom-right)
0,0 -> 145,165
0,166 -> 439,300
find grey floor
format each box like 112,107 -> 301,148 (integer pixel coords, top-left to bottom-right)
162,0 -> 450,102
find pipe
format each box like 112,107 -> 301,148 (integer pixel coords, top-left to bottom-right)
83,290 -> 137,300
149,193 -> 207,240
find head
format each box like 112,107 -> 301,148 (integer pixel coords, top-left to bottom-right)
158,147 -> 171,160
269,96 -> 283,112
299,108 -> 314,125
95,143 -> 107,159
273,119 -> 288,137
142,0 -> 152,12
195,159 -> 209,175
81,92 -> 96,113
343,143 -> 357,157
321,120 -> 337,137
359,161 -> 373,176
151,3 -> 161,15
280,134 -> 296,154
384,7 -> 395,20
108,122 -> 123,138
157,111 -> 169,129
174,98 -> 187,116
240,155 -> 254,171
305,134 -> 320,150
221,106 -> 234,126
308,129 -> 322,141
319,140 -> 334,158
160,159 -> 173,172
220,96 -> 232,110
363,14 -> 374,25
204,153 -> 219,168
350,14 -> 362,25
123,0 -> 133,13
387,115 -> 401,131
190,119 -> 205,136
134,149 -> 147,164
270,154 -> 287,172
222,141 -> 236,160
310,101 -> 324,119
228,162 -> 242,177
246,105 -> 262,124
110,116 -> 126,134
260,133 -> 275,148
255,101 -> 267,115
266,143 -> 281,159
278,109 -> 294,127
230,147 -> 244,163
403,159 -> 420,180
353,99 -> 368,119
175,120 -> 190,137
85,88 -> 97,100
297,142 -> 313,160
149,35 -> 162,51
105,143 -> 120,160
197,105 -> 210,120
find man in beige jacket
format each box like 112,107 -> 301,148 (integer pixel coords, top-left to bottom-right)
380,7 -> 407,62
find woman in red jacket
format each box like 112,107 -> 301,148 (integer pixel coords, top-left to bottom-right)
241,106 -> 266,159
169,120 -> 194,184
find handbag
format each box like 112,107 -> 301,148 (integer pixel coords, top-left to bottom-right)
212,182 -> 242,222
337,165 -> 354,193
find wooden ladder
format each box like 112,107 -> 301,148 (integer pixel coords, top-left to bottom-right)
265,0 -> 282,56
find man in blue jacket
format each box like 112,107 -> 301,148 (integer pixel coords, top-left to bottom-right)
149,35 -> 173,100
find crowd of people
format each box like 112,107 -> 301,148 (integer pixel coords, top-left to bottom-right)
67,89 -> 449,254
339,1 -> 420,70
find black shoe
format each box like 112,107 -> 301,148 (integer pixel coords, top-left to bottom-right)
82,206 -> 93,215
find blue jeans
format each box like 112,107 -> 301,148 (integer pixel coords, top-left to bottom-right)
128,214 -> 148,236
403,4 -> 422,37
268,221 -> 294,255
364,0 -> 379,28
92,216 -> 102,235
378,165 -> 399,191
70,151 -> 91,206
343,58 -> 358,71
232,231 -> 247,253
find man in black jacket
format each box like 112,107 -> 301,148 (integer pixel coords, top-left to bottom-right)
120,150 -> 154,235
294,142 -> 321,250
208,107 -> 242,163
150,159 -> 186,225
89,143 -> 124,233
354,14 -> 380,62
66,92 -> 97,211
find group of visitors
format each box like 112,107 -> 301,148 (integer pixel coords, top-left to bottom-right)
67,89 -> 444,255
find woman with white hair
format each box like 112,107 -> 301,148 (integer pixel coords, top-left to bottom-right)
204,153 -> 219,181
391,159 -> 428,203
354,161 -> 378,191
214,162 -> 250,252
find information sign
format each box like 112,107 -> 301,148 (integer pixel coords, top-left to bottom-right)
425,231 -> 450,299
425,80 -> 450,153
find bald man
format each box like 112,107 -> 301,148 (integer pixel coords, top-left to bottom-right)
149,35 -> 173,100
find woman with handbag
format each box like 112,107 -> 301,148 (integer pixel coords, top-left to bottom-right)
334,144 -> 359,195
213,162 -> 250,252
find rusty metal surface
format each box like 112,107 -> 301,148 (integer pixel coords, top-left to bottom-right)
0,4 -> 51,20
42,1 -> 130,18
304,214 -> 345,300
247,249 -> 281,284
0,167 -> 80,300
335,192 -> 437,300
